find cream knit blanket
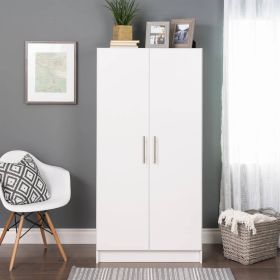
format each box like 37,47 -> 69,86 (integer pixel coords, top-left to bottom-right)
218,209 -> 276,235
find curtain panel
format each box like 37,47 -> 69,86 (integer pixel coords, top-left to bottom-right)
220,0 -> 280,211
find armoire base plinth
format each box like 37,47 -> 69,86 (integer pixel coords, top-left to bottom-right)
96,250 -> 203,263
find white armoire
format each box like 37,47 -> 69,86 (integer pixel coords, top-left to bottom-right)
96,48 -> 202,263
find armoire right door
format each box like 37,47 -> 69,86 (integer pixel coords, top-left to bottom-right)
149,49 -> 202,250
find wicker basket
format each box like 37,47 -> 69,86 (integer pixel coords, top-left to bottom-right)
220,210 -> 280,265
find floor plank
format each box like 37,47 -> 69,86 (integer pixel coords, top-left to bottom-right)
0,244 -> 279,279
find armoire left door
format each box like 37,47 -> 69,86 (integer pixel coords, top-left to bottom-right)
97,49 -> 150,250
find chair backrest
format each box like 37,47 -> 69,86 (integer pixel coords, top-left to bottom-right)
0,150 -> 30,163
0,150 -> 69,197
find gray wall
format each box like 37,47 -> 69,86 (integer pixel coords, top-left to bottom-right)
0,0 -> 223,228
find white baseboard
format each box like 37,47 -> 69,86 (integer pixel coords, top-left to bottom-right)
1,228 -> 96,244
202,228 -> 221,244
0,228 -> 221,245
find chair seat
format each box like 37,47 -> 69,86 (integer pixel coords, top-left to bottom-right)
0,189 -> 70,213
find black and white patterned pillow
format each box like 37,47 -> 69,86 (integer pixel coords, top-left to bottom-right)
0,154 -> 50,205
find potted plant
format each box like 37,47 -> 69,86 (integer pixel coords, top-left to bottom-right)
105,0 -> 139,41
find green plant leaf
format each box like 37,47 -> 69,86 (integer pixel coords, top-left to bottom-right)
104,0 -> 139,25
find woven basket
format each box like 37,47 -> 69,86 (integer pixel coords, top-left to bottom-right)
220,210 -> 280,265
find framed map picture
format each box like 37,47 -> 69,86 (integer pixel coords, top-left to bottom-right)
25,41 -> 77,104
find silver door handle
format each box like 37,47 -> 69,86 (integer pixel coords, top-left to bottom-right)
143,136 -> 146,164
154,136 -> 157,164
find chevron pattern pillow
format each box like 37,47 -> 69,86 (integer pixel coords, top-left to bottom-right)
0,154 -> 50,205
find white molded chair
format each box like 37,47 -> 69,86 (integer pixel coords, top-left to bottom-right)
0,150 -> 71,271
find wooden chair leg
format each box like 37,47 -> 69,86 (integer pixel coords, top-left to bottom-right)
36,212 -> 47,249
9,215 -> 24,271
0,213 -> 15,245
45,212 -> 67,262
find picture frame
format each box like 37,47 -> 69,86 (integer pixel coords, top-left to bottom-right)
25,41 -> 77,104
145,22 -> 170,48
171,19 -> 195,48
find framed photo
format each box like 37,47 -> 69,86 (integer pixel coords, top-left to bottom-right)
171,19 -> 195,48
145,22 -> 170,48
25,41 -> 77,104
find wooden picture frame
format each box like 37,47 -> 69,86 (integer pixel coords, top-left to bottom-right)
171,19 -> 195,48
25,41 -> 77,104
145,22 -> 170,48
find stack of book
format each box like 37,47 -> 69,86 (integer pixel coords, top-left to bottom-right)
110,40 -> 139,48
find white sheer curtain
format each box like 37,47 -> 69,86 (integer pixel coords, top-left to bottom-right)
220,0 -> 280,211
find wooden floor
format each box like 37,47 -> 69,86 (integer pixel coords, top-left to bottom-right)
0,244 -> 279,280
